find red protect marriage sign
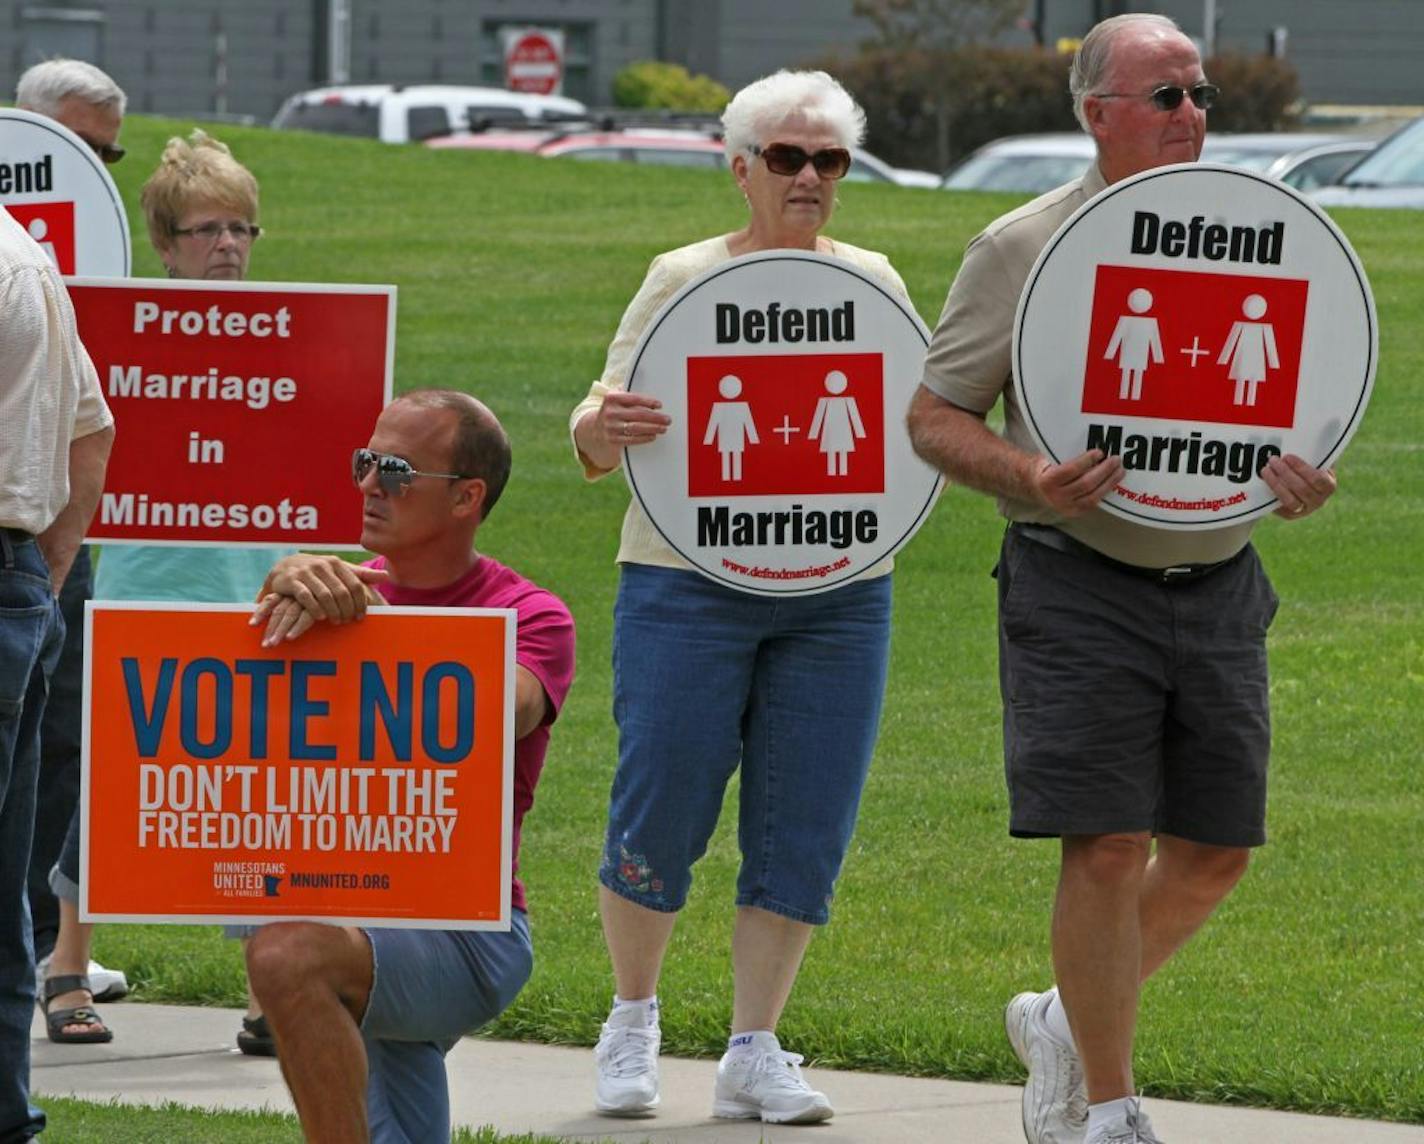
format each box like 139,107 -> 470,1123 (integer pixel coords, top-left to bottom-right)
1080,263 -> 1308,430
686,352 -> 886,497
70,279 -> 394,547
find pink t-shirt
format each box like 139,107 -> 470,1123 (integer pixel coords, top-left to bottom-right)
366,554 -> 575,912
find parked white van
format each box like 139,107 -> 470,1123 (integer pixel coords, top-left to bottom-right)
272,84 -> 587,144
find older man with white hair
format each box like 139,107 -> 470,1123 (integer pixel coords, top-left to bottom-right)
0,190 -> 114,1144
909,14 -> 1337,1144
16,57 -> 126,164
14,55 -> 131,1023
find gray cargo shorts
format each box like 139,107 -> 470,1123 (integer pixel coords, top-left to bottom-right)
995,524 -> 1278,846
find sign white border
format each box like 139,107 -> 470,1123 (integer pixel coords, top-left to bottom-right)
1013,162 -> 1377,529
80,601 -> 515,930
622,249 -> 943,595
1,107 -> 131,275
70,276 -> 397,550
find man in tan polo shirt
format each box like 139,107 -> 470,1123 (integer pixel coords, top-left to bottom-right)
0,204 -> 113,1141
908,14 -> 1336,1144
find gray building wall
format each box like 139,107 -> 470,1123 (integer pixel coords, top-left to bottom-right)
3,0 -> 1421,122
3,1 -> 316,119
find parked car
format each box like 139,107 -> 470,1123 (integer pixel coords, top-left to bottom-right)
940,133 -> 1095,194
1267,139 -> 1376,191
1200,132 -> 1356,175
424,129 -> 560,156
537,129 -> 727,169
1311,115 -> 1424,208
940,130 -> 1374,195
427,126 -> 937,186
842,148 -> 940,188
272,84 -> 587,144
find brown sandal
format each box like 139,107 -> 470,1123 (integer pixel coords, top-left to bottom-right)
42,974 -> 113,1044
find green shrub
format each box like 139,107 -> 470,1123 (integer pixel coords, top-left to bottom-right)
1204,52 -> 1302,131
612,61 -> 730,113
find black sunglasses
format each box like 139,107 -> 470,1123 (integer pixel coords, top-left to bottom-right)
351,448 -> 468,495
1095,82 -> 1219,112
80,137 -> 125,165
751,142 -> 853,180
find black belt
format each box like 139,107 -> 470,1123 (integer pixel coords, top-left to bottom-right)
0,527 -> 34,542
1010,523 -> 1243,584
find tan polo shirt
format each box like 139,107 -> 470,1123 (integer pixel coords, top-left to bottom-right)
921,165 -> 1256,567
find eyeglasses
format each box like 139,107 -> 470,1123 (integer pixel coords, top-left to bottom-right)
1093,82 -> 1220,112
351,448 -> 468,495
80,137 -> 125,165
751,143 -> 853,180
174,221 -> 262,244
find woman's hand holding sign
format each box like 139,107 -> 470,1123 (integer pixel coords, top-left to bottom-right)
576,390 -> 671,472
251,553 -> 388,646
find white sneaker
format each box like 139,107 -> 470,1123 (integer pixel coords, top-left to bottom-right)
35,955 -> 129,1003
594,1005 -> 660,1115
1006,991 -> 1087,1143
1085,1098 -> 1165,1144
713,1035 -> 834,1124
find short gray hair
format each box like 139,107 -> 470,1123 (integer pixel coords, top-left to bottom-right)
16,58 -> 126,117
1069,13 -> 1183,131
721,70 -> 865,163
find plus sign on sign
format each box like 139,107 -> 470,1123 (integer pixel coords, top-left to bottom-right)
1014,163 -> 1376,529
502,27 -> 563,95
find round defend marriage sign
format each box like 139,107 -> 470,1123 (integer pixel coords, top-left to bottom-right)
624,251 -> 943,595
82,604 -> 516,929
0,108 -> 130,275
1014,163 -> 1376,529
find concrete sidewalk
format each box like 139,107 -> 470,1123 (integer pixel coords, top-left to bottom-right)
31,1002 -> 1424,1142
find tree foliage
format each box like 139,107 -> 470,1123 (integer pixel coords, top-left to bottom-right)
853,0 -> 1025,53
612,61 -> 730,113
1202,53 -> 1301,132
815,2 -> 1304,172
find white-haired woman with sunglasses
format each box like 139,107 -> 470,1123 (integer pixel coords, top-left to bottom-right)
41,132 -> 293,1052
570,70 -> 908,1125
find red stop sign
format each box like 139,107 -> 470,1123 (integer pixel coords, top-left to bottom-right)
505,31 -> 562,95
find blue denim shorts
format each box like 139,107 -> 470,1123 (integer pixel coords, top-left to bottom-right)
601,564 -> 892,925
359,911 -> 532,1144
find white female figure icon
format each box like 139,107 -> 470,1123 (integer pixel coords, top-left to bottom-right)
27,217 -> 61,269
1219,293 -> 1280,406
809,369 -> 866,476
1104,287 -> 1163,400
704,374 -> 759,481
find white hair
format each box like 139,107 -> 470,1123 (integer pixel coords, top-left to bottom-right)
16,58 -> 127,117
721,70 -> 865,162
1069,13 -> 1183,131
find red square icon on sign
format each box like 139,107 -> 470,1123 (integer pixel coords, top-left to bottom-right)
686,353 -> 885,497
4,201 -> 77,274
1080,264 -> 1308,429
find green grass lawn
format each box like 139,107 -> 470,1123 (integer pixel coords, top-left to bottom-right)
80,117 -> 1424,1125
38,1097 -> 569,1143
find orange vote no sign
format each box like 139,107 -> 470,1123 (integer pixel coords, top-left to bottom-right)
82,604 -> 516,930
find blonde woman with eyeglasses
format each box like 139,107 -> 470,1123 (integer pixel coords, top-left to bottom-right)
43,132 -> 294,1054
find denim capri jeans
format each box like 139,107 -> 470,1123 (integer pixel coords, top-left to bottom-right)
600,563 -> 892,925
